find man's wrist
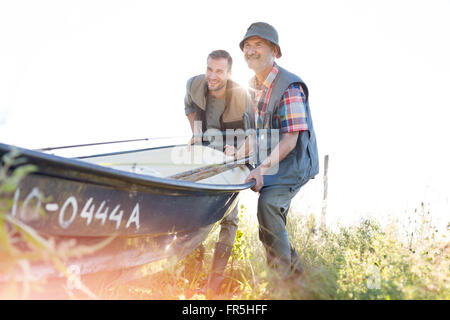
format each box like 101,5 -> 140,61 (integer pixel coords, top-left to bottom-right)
259,159 -> 271,175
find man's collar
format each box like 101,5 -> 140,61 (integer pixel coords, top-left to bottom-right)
251,62 -> 279,90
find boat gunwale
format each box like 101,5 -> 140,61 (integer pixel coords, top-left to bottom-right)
0,143 -> 255,193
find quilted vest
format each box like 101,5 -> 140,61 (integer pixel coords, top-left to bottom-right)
185,75 -> 250,132
245,66 -> 319,187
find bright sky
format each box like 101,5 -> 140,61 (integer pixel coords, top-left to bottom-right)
1,0 -> 449,228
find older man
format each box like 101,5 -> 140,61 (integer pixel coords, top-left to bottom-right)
184,49 -> 250,294
240,22 -> 319,279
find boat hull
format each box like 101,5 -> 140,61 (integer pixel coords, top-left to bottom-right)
0,142 -> 252,279
11,173 -> 239,237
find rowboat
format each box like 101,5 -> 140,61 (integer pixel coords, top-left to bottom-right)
0,142 -> 254,281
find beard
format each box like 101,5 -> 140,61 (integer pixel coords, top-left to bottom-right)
207,79 -> 227,92
245,54 -> 271,73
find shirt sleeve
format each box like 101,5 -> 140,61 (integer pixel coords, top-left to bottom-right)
276,83 -> 309,133
184,77 -> 196,115
184,92 -> 196,115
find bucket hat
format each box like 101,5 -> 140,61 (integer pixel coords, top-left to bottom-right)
239,22 -> 281,58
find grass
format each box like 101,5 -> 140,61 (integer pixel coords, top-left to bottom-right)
0,151 -> 449,299
92,202 -> 449,300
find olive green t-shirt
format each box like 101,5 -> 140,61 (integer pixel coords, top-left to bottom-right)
205,94 -> 226,150
205,94 -> 226,130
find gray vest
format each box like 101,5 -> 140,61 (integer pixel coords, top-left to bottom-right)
246,66 -> 319,187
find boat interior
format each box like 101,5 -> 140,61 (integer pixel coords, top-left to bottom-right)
80,145 -> 250,186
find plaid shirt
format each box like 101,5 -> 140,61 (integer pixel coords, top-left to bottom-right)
251,63 -> 308,133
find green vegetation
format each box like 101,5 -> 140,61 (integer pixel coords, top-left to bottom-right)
97,203 -> 449,300
0,151 -> 448,299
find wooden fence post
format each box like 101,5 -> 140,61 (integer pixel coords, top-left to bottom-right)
321,155 -> 329,229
